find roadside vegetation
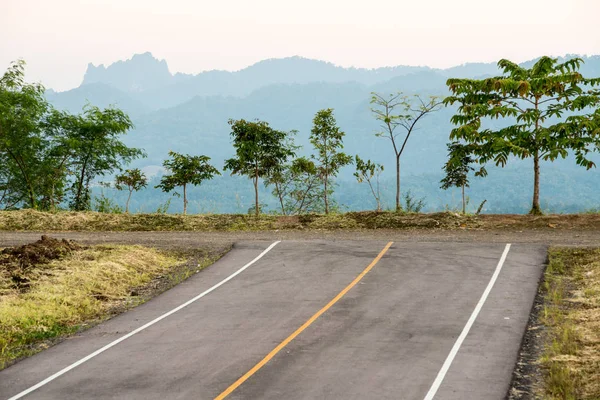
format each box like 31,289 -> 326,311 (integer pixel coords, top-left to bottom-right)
0,236 -> 226,369
538,248 -> 600,399
3,57 -> 599,216
2,209 -> 600,232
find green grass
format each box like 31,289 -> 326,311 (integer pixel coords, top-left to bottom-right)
0,245 -> 184,369
538,248 -> 600,399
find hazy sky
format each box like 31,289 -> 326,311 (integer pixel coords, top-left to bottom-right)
3,0 -> 599,91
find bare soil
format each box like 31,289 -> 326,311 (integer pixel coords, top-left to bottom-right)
0,235 -> 86,292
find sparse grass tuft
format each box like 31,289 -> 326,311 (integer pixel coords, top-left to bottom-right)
0,244 -> 183,368
538,247 -> 600,399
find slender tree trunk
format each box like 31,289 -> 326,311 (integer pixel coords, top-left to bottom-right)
126,190 -> 132,213
462,184 -> 466,215
7,150 -> 36,209
530,98 -> 542,215
531,152 -> 541,215
324,173 -> 328,214
275,182 -> 285,215
376,175 -> 381,212
296,175 -> 315,215
254,165 -> 259,217
183,183 -> 187,215
75,166 -> 87,210
395,156 -> 401,212
367,179 -> 379,212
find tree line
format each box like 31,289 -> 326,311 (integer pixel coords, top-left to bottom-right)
2,57 -> 600,216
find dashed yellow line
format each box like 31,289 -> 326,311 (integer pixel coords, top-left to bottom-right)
214,241 -> 394,400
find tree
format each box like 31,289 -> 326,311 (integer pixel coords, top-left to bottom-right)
445,56 -> 600,214
66,105 -> 144,211
0,60 -> 49,209
156,151 -> 220,215
370,92 -> 442,212
265,156 -> 322,215
354,155 -> 384,211
440,142 -> 475,214
224,119 -> 295,216
115,168 -> 148,213
1,60 -> 143,211
309,109 -> 352,214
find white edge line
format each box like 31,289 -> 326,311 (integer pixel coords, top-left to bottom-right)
423,243 -> 512,400
7,241 -> 281,400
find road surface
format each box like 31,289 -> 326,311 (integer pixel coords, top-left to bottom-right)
0,239 -> 546,399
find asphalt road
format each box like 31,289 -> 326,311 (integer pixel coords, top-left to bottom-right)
0,239 -> 546,400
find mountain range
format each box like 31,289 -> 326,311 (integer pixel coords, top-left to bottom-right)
43,53 -> 600,214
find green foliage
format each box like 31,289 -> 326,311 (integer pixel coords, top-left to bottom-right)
354,155 -> 384,211
310,109 -> 353,214
93,183 -> 123,214
440,142 -> 475,190
1,61 -> 143,212
115,168 -> 148,213
0,60 -> 50,209
370,92 -> 442,211
155,198 -> 171,214
441,142 -> 476,214
93,193 -> 124,214
265,156 -> 324,215
247,203 -> 268,215
445,56 -> 600,215
156,151 -> 220,215
224,119 -> 295,216
403,190 -> 426,213
63,105 -> 144,211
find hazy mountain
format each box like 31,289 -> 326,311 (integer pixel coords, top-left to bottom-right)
75,53 -> 436,110
82,52 -> 173,93
45,83 -> 151,117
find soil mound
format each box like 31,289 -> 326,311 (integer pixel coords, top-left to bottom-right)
0,235 -> 85,291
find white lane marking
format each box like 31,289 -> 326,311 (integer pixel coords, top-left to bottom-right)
423,243 -> 512,400
7,241 -> 281,400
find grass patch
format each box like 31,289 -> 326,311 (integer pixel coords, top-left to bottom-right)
3,209 -> 600,232
0,240 -> 187,369
539,248 -> 600,399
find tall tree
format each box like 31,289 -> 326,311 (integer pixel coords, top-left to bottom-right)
156,151 -> 220,215
265,156 -> 321,215
310,109 -> 352,214
115,168 -> 148,213
224,119 -> 295,216
354,155 -> 384,211
445,56 -> 600,214
67,105 -> 144,211
0,60 -> 49,209
370,93 -> 442,212
440,142 -> 475,214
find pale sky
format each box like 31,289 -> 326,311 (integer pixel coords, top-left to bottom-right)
2,0 -> 600,91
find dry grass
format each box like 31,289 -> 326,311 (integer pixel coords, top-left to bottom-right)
0,244 -> 184,369
2,209 -> 600,232
539,248 -> 600,399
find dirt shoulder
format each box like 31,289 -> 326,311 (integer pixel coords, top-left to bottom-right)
0,228 -> 599,251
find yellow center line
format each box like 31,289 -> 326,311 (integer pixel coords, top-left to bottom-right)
214,241 -> 394,400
